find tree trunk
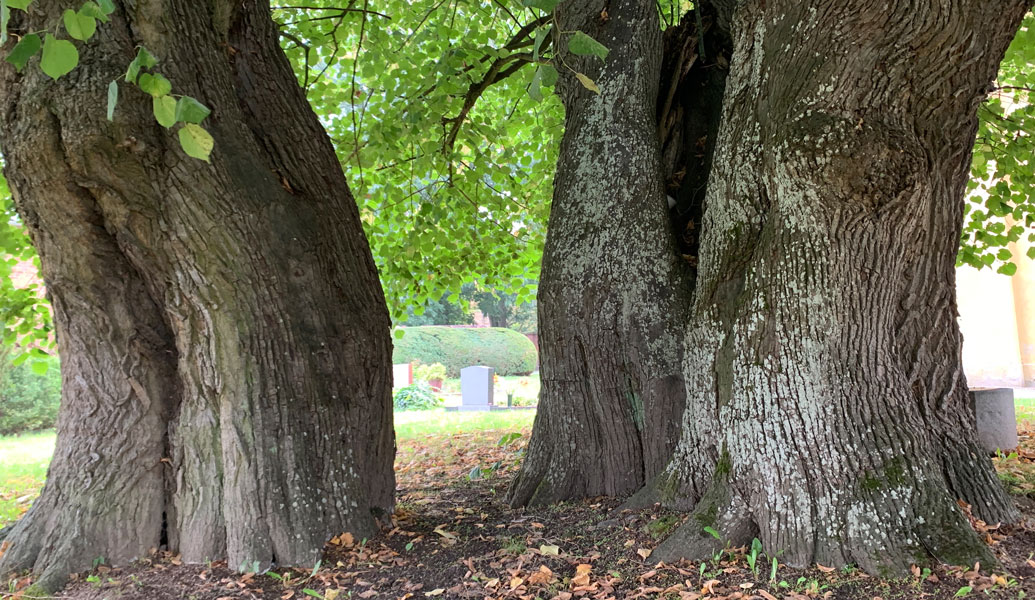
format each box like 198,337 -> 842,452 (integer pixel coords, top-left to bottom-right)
507,0 -> 698,507
652,0 -> 1028,574
509,1 -> 734,507
0,1 -> 394,590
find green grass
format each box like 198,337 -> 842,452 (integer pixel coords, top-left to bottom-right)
393,408 -> 536,440
1017,396 -> 1035,424
0,430 -> 55,528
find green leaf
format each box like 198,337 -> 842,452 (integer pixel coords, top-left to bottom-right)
7,0 -> 31,9
522,0 -> 559,10
954,586 -> 972,598
532,25 -> 550,62
40,35 -> 79,80
998,262 -> 1018,276
106,79 -> 118,120
137,72 -> 172,97
174,96 -> 211,124
6,33 -> 41,72
30,360 -> 48,375
63,8 -> 97,41
540,64 -> 558,86
528,66 -> 544,102
125,46 -> 157,83
96,0 -> 114,14
178,123 -> 214,161
80,1 -> 110,22
574,71 -> 599,93
153,95 -> 176,128
568,31 -> 609,60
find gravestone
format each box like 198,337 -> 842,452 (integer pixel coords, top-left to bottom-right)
393,363 -> 412,389
969,387 -> 1018,453
460,366 -> 494,411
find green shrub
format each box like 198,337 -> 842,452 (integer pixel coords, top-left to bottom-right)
393,383 -> 442,411
393,327 -> 537,377
0,354 -> 61,435
413,362 -> 447,383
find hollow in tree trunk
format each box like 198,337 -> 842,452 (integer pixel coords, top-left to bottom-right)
652,0 -> 1028,574
0,1 -> 394,590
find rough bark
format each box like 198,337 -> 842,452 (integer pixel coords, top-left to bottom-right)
0,1 -> 394,590
507,0 -> 695,507
652,0 -> 1029,574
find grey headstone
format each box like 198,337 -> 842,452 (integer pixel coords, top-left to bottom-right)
969,387 -> 1019,453
460,366 -> 494,411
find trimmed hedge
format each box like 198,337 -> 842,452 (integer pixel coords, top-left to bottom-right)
0,355 -> 61,436
393,327 -> 537,377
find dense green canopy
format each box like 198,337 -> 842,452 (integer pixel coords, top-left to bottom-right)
0,3 -> 1032,351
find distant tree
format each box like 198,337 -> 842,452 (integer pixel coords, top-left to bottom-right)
403,294 -> 474,327
461,283 -> 537,332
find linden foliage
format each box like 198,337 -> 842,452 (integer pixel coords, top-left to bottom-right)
2,0 -> 214,160
963,13 -> 1035,274
0,2 -> 1032,355
274,0 -> 575,322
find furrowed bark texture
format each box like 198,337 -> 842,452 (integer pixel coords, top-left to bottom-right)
507,0 -> 694,507
653,0 -> 1029,574
0,1 -> 394,589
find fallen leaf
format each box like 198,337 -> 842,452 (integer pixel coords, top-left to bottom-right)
816,563 -> 835,573
357,590 -> 377,599
528,565 -> 554,586
636,548 -> 651,560
424,589 -> 445,597
572,564 -> 592,587
510,576 -> 524,590
540,544 -> 560,556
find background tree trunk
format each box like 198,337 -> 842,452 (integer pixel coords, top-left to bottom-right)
652,0 -> 1029,574
507,0 -> 695,507
0,1 -> 394,590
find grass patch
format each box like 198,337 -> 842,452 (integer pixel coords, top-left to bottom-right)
1016,396 -> 1035,425
394,408 -> 535,440
0,430 -> 55,528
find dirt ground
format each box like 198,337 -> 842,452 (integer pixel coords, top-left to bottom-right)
7,425 -> 1035,600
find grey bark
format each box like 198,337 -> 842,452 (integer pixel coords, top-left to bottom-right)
0,0 -> 394,590
652,0 -> 1030,574
507,0 -> 696,507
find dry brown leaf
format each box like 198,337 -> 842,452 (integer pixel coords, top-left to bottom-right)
510,576 -> 525,590
358,590 -> 378,599
424,589 -> 445,597
816,563 -> 835,573
702,579 -> 721,594
758,590 -> 779,600
572,564 -> 592,587
528,565 -> 555,586
636,548 -> 651,560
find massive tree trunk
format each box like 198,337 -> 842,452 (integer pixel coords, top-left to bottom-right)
509,1 -> 734,508
0,1 -> 394,590
652,0 -> 1029,574
507,0 -> 698,507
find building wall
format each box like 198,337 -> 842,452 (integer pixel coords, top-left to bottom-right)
958,239 -> 1035,387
